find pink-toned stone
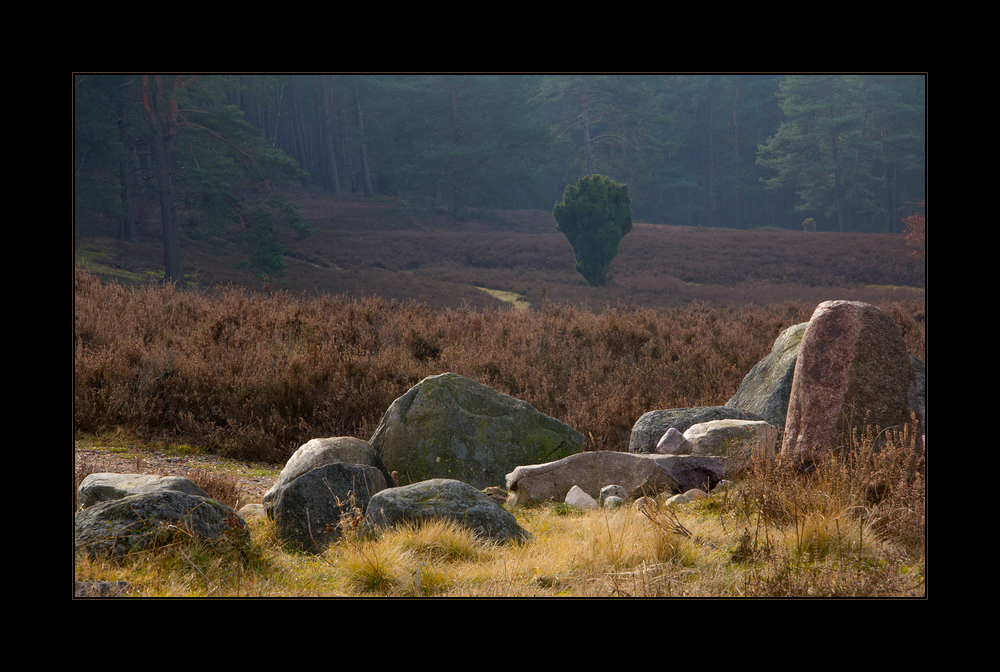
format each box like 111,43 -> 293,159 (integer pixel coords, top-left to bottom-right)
780,300 -> 922,470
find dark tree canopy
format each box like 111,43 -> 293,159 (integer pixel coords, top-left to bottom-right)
553,174 -> 633,287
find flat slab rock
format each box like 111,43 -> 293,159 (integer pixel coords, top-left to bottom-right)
77,473 -> 210,509
505,451 -> 726,506
629,407 -> 766,454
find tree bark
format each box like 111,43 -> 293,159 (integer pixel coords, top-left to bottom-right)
448,83 -> 466,220
825,76 -> 846,233
354,84 -> 375,198
581,81 -> 594,176
141,74 -> 184,282
732,78 -> 743,229
319,75 -> 342,197
707,75 -> 716,227
117,84 -> 137,242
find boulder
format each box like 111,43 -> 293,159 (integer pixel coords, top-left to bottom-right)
665,488 -> 708,507
75,580 -> 134,597
656,427 -> 693,455
74,490 -> 249,560
77,473 -> 210,510
505,451 -> 726,506
684,419 -> 778,457
263,436 -> 393,519
629,406 -> 766,454
603,496 -> 625,510
599,484 -> 626,505
361,478 -> 530,544
565,485 -> 599,510
369,373 -> 584,490
685,419 -> 778,477
725,322 -> 809,430
781,300 -> 923,470
271,462 -> 387,553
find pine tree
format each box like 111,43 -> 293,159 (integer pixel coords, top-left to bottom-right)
553,174 -> 633,287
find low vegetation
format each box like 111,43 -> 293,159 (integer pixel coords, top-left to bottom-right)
74,199 -> 925,597
74,424 -> 924,597
74,266 -> 924,464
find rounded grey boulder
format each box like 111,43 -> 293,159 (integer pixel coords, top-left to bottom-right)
74,490 -> 249,559
361,478 -> 530,544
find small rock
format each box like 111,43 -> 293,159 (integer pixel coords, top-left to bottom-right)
565,485 -> 599,510
656,428 -> 693,455
603,496 -> 625,510
74,580 -> 133,597
633,496 -> 658,513
599,484 -> 626,505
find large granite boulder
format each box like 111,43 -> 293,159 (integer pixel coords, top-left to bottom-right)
77,473 -> 210,510
361,478 -> 530,544
74,490 -> 249,559
629,406 -> 766,454
263,436 -> 393,519
725,322 -> 808,430
369,373 -> 584,490
271,462 -> 387,553
780,300 -> 923,470
505,451 -> 726,506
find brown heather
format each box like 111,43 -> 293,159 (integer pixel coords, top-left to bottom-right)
74,265 -> 925,466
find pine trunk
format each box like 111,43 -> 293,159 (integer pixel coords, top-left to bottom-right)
355,90 -> 374,198
319,75 -> 342,197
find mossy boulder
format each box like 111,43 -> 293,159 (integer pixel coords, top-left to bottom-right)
725,322 -> 808,430
361,478 -> 530,543
369,373 -> 584,490
74,490 -> 249,560
263,436 -> 394,519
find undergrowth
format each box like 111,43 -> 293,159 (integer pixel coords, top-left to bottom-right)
75,422 -> 925,597
74,267 -> 924,465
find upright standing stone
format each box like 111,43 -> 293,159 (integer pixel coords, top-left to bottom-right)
780,300 -> 921,470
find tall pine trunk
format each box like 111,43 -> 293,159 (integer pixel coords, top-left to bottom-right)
581,81 -> 594,176
141,75 -> 183,281
319,75 -> 341,197
354,84 -> 374,198
448,83 -> 467,220
117,87 -> 137,242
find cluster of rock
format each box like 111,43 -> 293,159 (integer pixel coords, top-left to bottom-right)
75,300 -> 925,568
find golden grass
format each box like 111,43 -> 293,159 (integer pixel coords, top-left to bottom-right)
75,425 -> 924,597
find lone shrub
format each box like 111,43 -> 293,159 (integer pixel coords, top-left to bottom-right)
553,174 -> 633,287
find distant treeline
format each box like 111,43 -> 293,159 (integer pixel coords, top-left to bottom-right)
74,74 -> 926,249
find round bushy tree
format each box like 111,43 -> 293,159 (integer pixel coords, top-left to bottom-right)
553,174 -> 633,287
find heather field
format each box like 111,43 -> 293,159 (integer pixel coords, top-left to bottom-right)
74,196 -> 925,461
73,197 -> 926,597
